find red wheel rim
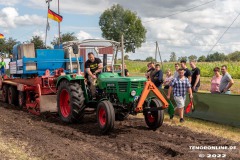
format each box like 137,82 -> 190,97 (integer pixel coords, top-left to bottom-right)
8,89 -> 12,103
147,104 -> 156,123
147,114 -> 155,123
59,89 -> 71,117
98,107 -> 106,126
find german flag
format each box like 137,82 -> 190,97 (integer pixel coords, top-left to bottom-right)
0,33 -> 4,39
48,9 -> 63,22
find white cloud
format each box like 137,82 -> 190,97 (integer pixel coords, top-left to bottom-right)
0,0 -> 21,6
76,31 -> 93,40
28,0 -> 111,15
0,7 -> 45,28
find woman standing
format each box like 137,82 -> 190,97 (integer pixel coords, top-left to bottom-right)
163,69 -> 173,89
210,67 -> 222,93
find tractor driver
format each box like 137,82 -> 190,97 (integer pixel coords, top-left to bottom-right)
85,52 -> 103,99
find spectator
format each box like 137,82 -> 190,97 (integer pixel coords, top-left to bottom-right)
219,65 -> 234,94
180,60 -> 191,82
85,52 -> 103,99
163,69 -> 173,89
210,67 -> 222,94
167,68 -> 193,123
173,63 -> 179,78
151,64 -> 163,89
0,58 -> 6,76
106,66 -> 111,72
190,60 -> 200,92
119,64 -> 129,76
145,62 -> 155,79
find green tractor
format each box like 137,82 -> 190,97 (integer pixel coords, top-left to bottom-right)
56,39 -> 169,133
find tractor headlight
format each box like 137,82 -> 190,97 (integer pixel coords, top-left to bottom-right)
131,90 -> 136,96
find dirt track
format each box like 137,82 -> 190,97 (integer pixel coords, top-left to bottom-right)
0,101 -> 239,160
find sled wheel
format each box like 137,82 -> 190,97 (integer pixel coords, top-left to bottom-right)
18,91 -> 26,108
144,99 -> 164,130
57,81 -> 85,123
97,100 -> 115,134
2,85 -> 8,103
8,86 -> 18,105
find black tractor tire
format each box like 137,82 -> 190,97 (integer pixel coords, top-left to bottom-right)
144,98 -> 164,130
2,85 -> 8,103
97,100 -> 115,134
18,91 -> 26,108
8,86 -> 18,105
57,81 -> 85,123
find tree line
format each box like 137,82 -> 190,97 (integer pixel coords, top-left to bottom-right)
169,51 -> 240,62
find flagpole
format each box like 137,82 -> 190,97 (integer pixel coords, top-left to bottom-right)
58,0 -> 61,46
45,0 -> 52,47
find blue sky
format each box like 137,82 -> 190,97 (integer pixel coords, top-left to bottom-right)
1,0 -> 240,61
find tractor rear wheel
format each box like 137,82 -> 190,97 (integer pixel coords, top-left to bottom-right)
57,81 -> 85,123
2,85 -> 8,103
97,100 -> 115,134
144,98 -> 164,130
18,91 -> 26,108
8,86 -> 18,105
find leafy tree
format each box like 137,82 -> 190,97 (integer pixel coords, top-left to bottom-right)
206,52 -> 226,62
124,54 -> 129,60
198,55 -> 206,62
0,37 -> 17,55
227,51 -> 240,61
163,59 -> 168,62
178,56 -> 187,62
188,55 -> 197,62
0,38 -> 6,54
145,56 -> 155,62
169,52 -> 177,62
51,32 -> 78,46
30,36 -> 45,49
99,4 -> 147,55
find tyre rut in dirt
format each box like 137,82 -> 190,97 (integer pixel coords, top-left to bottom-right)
97,100 -> 115,134
8,86 -> 18,105
18,91 -> 26,108
2,85 -> 8,103
144,98 -> 164,130
57,80 -> 85,123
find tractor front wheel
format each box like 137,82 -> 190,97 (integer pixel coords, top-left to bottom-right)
144,99 -> 164,130
97,100 -> 115,134
57,81 -> 85,123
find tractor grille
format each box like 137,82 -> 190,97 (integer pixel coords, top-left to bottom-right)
106,86 -> 117,93
131,82 -> 145,89
118,82 -> 128,92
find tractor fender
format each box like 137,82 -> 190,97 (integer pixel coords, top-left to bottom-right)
56,74 -> 84,89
